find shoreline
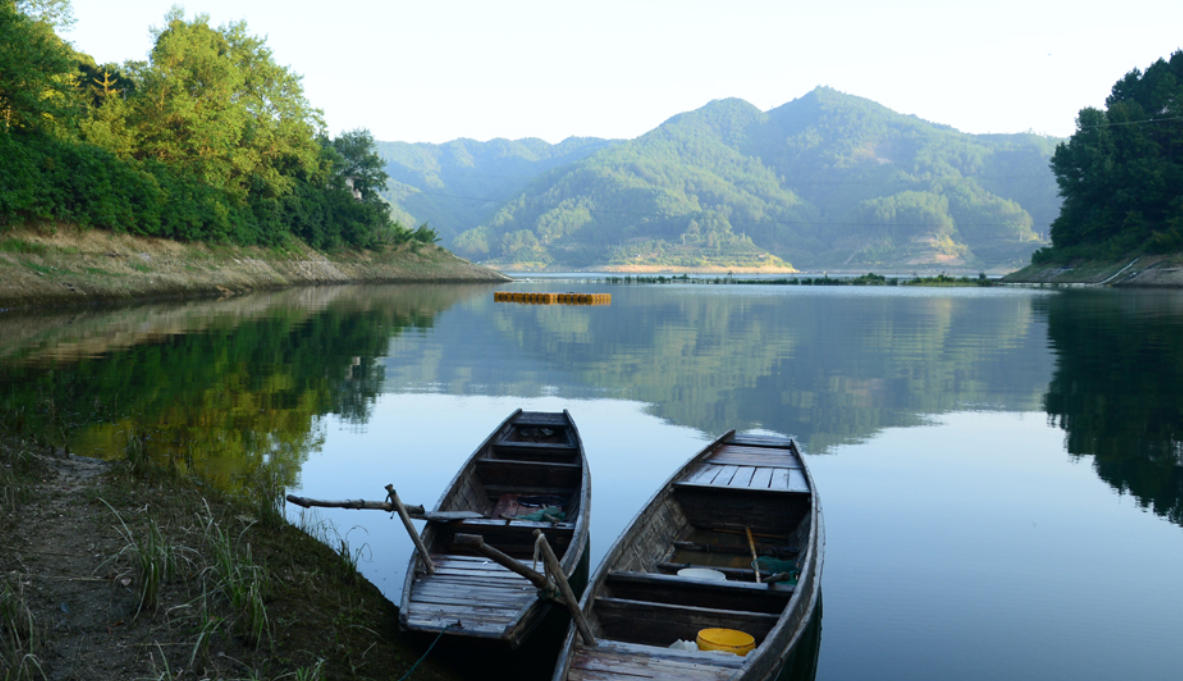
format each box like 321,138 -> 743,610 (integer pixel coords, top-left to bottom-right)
0,226 -> 510,311
1000,253 -> 1183,287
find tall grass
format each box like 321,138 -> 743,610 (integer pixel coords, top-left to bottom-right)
195,502 -> 270,647
100,500 -> 184,614
0,578 -> 45,681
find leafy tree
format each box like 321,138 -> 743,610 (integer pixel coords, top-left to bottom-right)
14,0 -> 74,30
0,1 -> 78,133
331,129 -> 388,200
1041,51 -> 1183,261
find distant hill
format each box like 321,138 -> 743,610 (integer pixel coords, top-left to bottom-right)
374,137 -> 619,245
379,88 -> 1062,271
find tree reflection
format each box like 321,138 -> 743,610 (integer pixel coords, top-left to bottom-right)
1040,290 -> 1183,526
0,285 -> 483,493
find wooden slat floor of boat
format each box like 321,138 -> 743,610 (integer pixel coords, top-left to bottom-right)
568,641 -> 741,681
406,553 -> 537,635
680,461 -> 808,492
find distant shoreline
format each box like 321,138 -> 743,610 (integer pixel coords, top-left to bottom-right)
0,226 -> 510,311
1000,254 -> 1183,287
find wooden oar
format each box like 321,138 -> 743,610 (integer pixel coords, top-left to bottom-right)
533,529 -> 597,647
745,526 -> 762,584
285,493 -> 482,522
386,485 -> 435,575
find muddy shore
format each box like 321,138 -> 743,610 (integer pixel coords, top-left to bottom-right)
0,227 -> 510,311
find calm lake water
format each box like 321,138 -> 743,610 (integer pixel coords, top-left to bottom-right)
2,280 -> 1181,680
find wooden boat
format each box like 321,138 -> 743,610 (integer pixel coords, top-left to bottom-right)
551,431 -> 823,681
399,409 -> 591,648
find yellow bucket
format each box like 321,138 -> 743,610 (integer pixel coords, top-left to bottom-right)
696,628 -> 755,656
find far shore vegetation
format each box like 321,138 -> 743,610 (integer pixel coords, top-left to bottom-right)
605,272 -> 996,287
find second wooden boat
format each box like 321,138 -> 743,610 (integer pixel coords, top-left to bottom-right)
399,409 -> 591,648
551,431 -> 823,681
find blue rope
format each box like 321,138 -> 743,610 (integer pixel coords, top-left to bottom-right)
396,622 -> 457,681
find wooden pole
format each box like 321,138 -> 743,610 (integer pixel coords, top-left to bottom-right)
287,494 -> 413,513
533,530 -> 597,647
453,534 -> 550,589
745,526 -> 762,584
386,485 -> 435,575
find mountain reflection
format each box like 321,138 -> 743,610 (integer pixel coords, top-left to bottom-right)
387,288 -> 1055,451
0,285 -> 486,492
1039,290 -> 1183,526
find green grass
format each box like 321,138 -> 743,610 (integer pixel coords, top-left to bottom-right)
0,239 -> 48,256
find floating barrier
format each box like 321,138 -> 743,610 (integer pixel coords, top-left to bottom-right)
493,291 -> 611,305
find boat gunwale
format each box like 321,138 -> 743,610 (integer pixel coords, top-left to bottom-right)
551,430 -> 822,681
398,408 -> 591,647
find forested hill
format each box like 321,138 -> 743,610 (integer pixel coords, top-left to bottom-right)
375,137 -> 618,245
381,88 -> 1062,271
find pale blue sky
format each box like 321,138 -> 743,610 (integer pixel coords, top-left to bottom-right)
67,0 -> 1183,144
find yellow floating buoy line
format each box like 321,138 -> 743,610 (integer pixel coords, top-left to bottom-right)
493,291 -> 612,305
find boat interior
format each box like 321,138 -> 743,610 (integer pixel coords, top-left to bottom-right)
587,483 -> 812,650
429,411 -> 584,561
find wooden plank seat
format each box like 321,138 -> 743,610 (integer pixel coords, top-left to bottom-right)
605,571 -> 793,613
568,640 -> 743,681
476,458 -> 582,488
433,518 -> 575,557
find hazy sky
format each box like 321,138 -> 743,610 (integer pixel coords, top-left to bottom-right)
66,0 -> 1183,144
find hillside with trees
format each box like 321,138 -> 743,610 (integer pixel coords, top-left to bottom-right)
1034,51 -> 1183,263
374,136 -> 617,245
382,89 -> 1060,271
0,2 -> 435,251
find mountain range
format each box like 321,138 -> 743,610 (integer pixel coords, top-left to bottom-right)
377,88 -> 1062,271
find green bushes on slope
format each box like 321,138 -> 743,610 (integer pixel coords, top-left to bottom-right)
0,3 -> 410,250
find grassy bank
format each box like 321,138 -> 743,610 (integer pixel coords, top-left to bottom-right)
0,432 -> 456,681
0,226 -> 509,311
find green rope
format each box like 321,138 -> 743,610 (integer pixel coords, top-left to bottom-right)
396,622 -> 457,681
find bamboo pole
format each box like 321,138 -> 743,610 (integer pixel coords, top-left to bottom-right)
745,526 -> 762,584
533,530 -> 597,647
452,534 -> 550,589
386,485 -> 434,575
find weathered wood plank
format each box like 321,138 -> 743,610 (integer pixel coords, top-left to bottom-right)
769,468 -> 790,490
727,433 -> 792,448
728,466 -> 757,488
709,465 -> 738,486
705,452 -> 800,468
681,464 -> 720,485
590,640 -> 746,668
748,467 -> 774,490
404,615 -> 511,634
571,648 -> 735,680
786,469 -> 809,492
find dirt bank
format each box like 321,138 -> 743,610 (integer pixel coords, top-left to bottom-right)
0,434 -> 456,681
0,226 -> 510,310
1001,254 -> 1183,287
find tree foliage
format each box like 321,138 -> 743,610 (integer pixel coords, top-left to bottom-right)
1039,51 -> 1183,262
0,4 -> 407,249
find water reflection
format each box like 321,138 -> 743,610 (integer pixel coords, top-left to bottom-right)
1039,289 -> 1183,526
0,285 -> 489,492
384,287 -> 1055,451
